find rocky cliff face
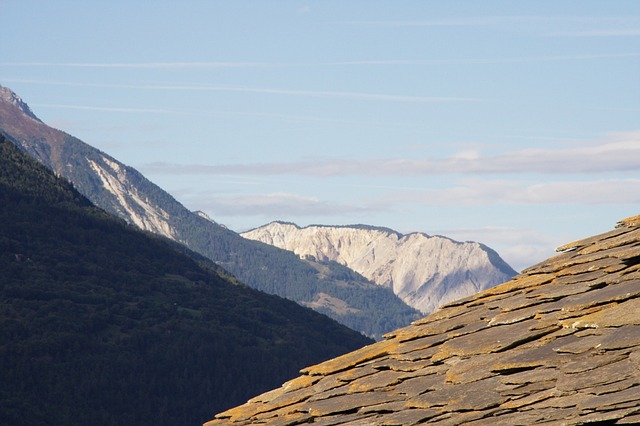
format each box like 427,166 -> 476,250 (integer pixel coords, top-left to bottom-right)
242,222 -> 517,313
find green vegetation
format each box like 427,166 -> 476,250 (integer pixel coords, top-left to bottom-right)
0,136 -> 372,426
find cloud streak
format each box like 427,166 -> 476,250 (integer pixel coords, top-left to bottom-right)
1,78 -> 479,104
3,52 -> 637,72
142,132 -> 640,177
32,103 -> 193,115
387,178 -> 640,206
190,192 -> 372,217
0,62 -> 269,69
338,15 -> 640,33
325,53 -> 640,66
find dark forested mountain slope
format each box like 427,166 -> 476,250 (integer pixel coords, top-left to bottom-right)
0,85 -> 420,339
0,135 -> 372,426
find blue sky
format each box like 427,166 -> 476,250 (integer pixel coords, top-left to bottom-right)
1,1 -> 639,271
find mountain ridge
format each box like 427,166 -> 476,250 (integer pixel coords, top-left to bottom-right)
242,221 -> 517,313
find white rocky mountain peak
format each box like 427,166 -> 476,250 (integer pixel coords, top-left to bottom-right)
242,221 -> 516,313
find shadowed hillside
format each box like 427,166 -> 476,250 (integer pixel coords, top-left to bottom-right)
0,84 -> 421,339
0,135 -> 372,426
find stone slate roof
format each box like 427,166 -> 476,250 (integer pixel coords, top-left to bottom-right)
207,215 -> 640,426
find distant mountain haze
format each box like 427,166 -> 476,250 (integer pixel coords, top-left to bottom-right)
0,85 -> 420,339
242,222 -> 517,313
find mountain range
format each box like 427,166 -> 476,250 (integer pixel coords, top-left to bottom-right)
242,221 -> 517,313
0,134 -> 372,426
0,85 -> 516,337
0,85 -> 419,339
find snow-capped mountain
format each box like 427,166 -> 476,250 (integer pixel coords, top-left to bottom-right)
242,222 -> 517,313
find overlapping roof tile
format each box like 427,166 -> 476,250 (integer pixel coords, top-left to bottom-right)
207,215 -> 640,425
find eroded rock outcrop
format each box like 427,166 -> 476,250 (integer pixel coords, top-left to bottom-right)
242,222 -> 516,313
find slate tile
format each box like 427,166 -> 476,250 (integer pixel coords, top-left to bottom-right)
431,319 -> 557,362
529,391 -> 585,409
390,372 -> 444,397
306,412 -> 379,426
569,408 -> 636,424
313,375 -> 350,396
485,292 -> 548,313
306,383 -> 350,403
303,340 -> 400,376
373,408 -> 440,425
486,303 -> 545,326
501,388 -> 561,409
391,347 -> 439,363
580,229 -> 640,254
395,363 -> 448,381
402,306 -> 488,340
591,377 -> 640,396
552,333 -> 606,354
305,392 -> 401,417
394,334 -> 447,355
616,411 -> 640,424
266,385 -> 317,410
473,273 -> 556,297
556,227 -> 632,253
564,297 -> 640,329
445,353 -> 505,384
578,384 -> 640,410
347,370 -> 403,393
335,364 -> 378,383
406,377 -> 507,412
556,358 -> 636,392
490,344 -> 561,372
370,357 -> 428,372
526,272 -> 603,302
424,408 -> 503,426
600,325 -> 640,350
357,400 -> 406,414
498,379 -> 556,397
498,367 -> 559,386
558,280 -> 640,312
560,350 -> 629,374
251,411 -> 312,426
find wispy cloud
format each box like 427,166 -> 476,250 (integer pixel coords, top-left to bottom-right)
32,103 -> 193,115
386,178 -> 640,206
1,78 -> 479,103
142,132 -> 640,177
325,53 -> 640,66
338,15 -> 640,30
0,62 -> 269,69
190,192 -> 371,217
4,52 -> 637,72
338,15 -> 640,41
547,30 -> 640,37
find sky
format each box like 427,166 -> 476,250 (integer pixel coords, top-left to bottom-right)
1,1 -> 639,272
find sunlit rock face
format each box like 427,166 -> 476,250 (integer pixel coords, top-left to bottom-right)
242,222 -> 517,313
